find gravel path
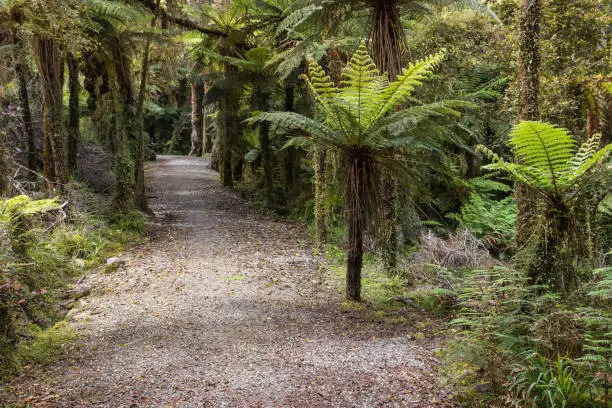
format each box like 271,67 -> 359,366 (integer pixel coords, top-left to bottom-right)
5,156 -> 452,407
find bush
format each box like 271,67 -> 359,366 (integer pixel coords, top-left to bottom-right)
15,321 -> 77,366
0,186 -> 146,378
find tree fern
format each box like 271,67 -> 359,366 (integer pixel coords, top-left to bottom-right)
249,40 -> 471,300
478,121 -> 611,198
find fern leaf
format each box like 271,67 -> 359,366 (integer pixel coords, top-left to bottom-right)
374,50 -> 446,120
338,40 -> 388,129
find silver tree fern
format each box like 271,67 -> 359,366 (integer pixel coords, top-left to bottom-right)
478,121 -> 612,293
251,40 -> 475,300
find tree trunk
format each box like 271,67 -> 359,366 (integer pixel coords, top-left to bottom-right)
515,0 -> 542,249
67,53 -> 80,175
346,157 -> 366,301
203,82 -> 213,154
14,33 -> 38,172
260,119 -> 273,206
282,82 -> 298,194
112,50 -> 138,211
370,0 -> 405,273
134,7 -> 159,212
219,94 -> 233,187
190,82 -> 204,157
314,145 -> 328,249
346,214 -> 363,301
517,0 -> 542,121
33,37 -> 67,191
0,131 -> 9,196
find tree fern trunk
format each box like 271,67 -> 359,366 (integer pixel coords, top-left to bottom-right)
346,156 -> 367,301
203,82 -> 213,154
516,0 -> 542,250
0,131 -> 9,196
260,119 -> 273,206
14,33 -> 38,172
67,53 -> 80,175
190,82 -> 204,157
314,145 -> 328,250
370,0 -> 406,273
34,37 -> 67,191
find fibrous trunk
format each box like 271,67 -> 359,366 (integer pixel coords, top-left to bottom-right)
33,37 -> 67,190
345,155 -> 370,301
14,33 -> 38,172
67,53 -> 80,175
190,82 -> 204,157
370,0 -> 405,272
515,0 -> 542,250
282,80 -> 298,194
314,145 -> 328,250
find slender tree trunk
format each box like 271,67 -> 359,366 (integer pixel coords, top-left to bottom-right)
0,131 -> 9,196
13,33 -> 38,172
111,49 -> 138,211
260,119 -> 273,206
67,53 -> 80,175
516,0 -> 542,249
218,63 -> 237,187
370,0 -> 405,273
314,145 -> 328,249
517,0 -> 542,121
282,82 -> 297,193
190,81 -> 204,157
203,82 -> 213,154
33,37 -> 67,190
134,7 -> 159,212
219,94 -> 233,187
346,157 -> 367,301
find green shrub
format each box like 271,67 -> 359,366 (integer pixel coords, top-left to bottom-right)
16,322 -> 78,366
509,352 -> 603,408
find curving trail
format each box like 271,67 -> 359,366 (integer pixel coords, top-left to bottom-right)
6,156 -> 452,407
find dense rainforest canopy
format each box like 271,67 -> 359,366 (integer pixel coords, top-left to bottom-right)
0,0 -> 610,406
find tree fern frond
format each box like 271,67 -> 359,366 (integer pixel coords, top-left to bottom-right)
508,121 -> 576,194
383,100 -> 477,136
337,40 -> 388,129
277,3 -> 322,37
375,49 -> 446,120
561,133 -> 612,186
248,111 -> 341,148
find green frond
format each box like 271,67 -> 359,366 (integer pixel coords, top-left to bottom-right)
304,57 -> 338,105
88,0 -> 146,24
561,133 -> 612,186
338,40 -> 389,129
479,121 -> 611,196
277,4 -> 321,37
383,100 -> 477,136
248,111 -> 339,147
374,49 -> 446,121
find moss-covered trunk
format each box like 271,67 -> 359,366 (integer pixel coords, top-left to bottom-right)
190,82 -> 205,157
314,145 -> 328,249
67,53 -> 80,175
14,33 -> 38,172
515,0 -> 542,250
370,0 -> 405,273
111,51 -> 137,212
218,65 -> 237,187
33,37 -> 67,190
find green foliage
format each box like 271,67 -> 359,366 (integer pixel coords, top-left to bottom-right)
449,177 -> 516,254
478,122 -> 611,197
509,353 -> 603,408
15,321 -> 77,366
0,186 -> 145,378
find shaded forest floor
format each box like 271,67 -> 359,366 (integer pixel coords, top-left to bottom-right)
5,156 -> 452,407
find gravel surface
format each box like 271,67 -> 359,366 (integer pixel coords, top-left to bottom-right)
4,156 -> 453,407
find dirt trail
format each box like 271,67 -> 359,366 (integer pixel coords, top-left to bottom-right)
6,156 -> 452,407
